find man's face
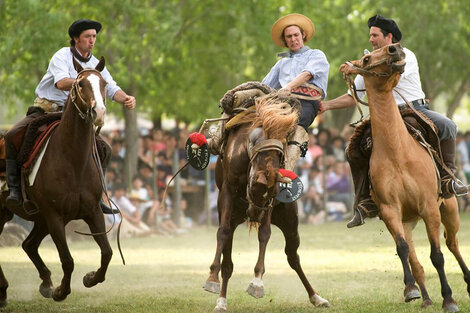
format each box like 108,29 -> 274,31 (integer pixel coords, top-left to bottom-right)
283,25 -> 305,52
369,26 -> 392,50
74,29 -> 97,56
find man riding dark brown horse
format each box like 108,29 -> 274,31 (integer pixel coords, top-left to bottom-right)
4,19 -> 136,214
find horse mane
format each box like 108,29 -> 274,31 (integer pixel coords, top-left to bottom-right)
247,94 -> 299,140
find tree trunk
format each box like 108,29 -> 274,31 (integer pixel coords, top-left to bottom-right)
123,107 -> 139,188
446,73 -> 470,119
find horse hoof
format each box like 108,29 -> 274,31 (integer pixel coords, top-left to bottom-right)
0,299 -> 7,308
421,299 -> 433,308
83,271 -> 97,288
310,294 -> 331,307
404,285 -> 421,302
443,300 -> 459,313
52,287 -> 69,302
246,282 -> 264,299
39,284 -> 53,298
213,297 -> 227,312
203,281 -> 220,294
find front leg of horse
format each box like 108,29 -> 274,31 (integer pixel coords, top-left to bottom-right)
247,219 -> 271,299
83,216 -> 113,288
0,266 -> 8,308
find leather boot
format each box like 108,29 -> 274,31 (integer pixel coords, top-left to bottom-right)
207,113 -> 229,156
99,167 -> 119,214
440,138 -> 468,197
6,159 -> 23,210
284,125 -> 308,171
346,143 -> 379,228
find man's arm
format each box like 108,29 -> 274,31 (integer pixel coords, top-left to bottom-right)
113,89 -> 136,109
56,78 -> 75,91
319,93 -> 355,113
282,71 -> 312,91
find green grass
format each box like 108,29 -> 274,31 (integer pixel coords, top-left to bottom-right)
1,214 -> 470,312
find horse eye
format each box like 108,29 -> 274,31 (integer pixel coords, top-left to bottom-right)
78,80 -> 85,88
363,56 -> 370,64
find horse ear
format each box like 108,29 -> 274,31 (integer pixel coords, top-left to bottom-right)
73,57 -> 83,73
95,56 -> 105,72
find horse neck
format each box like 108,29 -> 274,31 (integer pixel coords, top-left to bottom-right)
57,99 -> 95,157
365,82 -> 410,151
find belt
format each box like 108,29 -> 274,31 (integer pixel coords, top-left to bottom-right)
411,99 -> 428,107
34,97 -> 63,112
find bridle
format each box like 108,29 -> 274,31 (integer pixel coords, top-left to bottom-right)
246,138 -> 284,213
70,68 -> 106,122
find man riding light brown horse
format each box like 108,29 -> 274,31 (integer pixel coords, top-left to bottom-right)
340,43 -> 470,312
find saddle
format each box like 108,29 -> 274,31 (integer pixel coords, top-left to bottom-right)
349,105 -> 451,178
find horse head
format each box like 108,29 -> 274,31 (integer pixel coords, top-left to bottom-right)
245,95 -> 299,222
71,57 -> 107,126
340,43 -> 406,92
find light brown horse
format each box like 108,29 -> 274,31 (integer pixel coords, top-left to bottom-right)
342,43 -> 470,312
0,57 -> 111,306
203,94 -> 330,312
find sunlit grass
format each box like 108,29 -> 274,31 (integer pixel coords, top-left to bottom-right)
1,213 -> 470,312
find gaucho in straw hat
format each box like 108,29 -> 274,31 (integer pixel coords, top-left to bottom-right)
262,13 -> 329,171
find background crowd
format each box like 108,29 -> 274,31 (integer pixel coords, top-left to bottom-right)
6,122 -> 470,242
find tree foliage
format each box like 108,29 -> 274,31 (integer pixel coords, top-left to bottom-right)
1,0 -> 469,127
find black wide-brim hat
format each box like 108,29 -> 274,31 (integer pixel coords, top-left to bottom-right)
368,15 -> 402,41
68,19 -> 102,38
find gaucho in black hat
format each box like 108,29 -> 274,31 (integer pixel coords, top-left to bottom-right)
321,14 -> 468,228
3,18 -> 136,214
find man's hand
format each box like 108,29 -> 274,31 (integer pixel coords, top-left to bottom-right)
124,95 -> 136,109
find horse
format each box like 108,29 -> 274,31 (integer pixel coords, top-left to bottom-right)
203,93 -> 330,312
0,57 -> 112,306
342,43 -> 470,312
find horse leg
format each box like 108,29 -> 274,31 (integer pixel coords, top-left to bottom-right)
82,213 -> 113,288
21,220 -> 54,298
380,206 -> 419,303
440,197 -> 470,298
404,221 -> 432,307
246,212 -> 271,299
204,183 -> 233,295
0,208 -> 13,307
272,203 -> 329,307
46,217 -> 74,302
422,208 -> 459,312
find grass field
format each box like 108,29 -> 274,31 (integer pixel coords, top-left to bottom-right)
1,213 -> 470,313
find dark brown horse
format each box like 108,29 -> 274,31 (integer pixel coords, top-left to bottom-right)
0,58 -> 112,306
203,94 -> 330,312
342,44 -> 470,312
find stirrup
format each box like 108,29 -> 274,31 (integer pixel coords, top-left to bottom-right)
347,208 -> 364,228
100,201 -> 119,214
451,178 -> 469,197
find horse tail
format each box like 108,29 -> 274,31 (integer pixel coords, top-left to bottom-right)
248,220 -> 261,233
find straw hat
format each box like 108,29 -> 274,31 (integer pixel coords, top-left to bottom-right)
271,13 -> 315,47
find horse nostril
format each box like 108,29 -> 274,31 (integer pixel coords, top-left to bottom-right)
388,45 -> 397,55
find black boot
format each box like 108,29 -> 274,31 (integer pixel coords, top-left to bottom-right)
440,139 -> 468,197
99,167 -> 119,214
347,197 -> 379,228
6,159 -> 23,210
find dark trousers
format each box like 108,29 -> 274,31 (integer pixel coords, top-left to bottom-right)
296,97 -> 320,132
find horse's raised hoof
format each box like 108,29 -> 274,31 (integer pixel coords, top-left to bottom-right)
404,284 -> 421,302
203,281 -> 220,294
52,286 -> 70,302
246,282 -> 264,299
421,298 -> 433,308
83,271 -> 100,288
213,297 -> 227,312
442,298 -> 459,312
39,283 -> 54,298
310,294 -> 331,307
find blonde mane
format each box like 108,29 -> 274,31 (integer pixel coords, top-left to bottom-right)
247,94 -> 298,140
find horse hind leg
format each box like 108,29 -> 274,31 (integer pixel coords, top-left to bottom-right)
422,210 -> 459,312
404,221 -> 432,308
0,208 -> 13,307
441,197 -> 470,298
21,220 -> 54,298
272,203 -> 329,307
82,214 -> 113,288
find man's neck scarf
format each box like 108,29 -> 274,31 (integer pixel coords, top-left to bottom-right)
70,46 -> 92,63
